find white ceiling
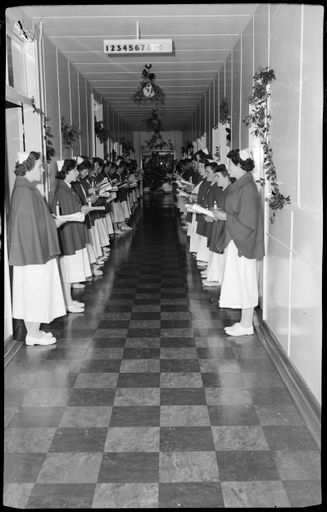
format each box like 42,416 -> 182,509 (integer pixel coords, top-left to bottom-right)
14,4 -> 259,131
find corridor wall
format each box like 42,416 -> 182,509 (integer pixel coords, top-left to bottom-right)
42,35 -> 129,190
183,4 -> 322,405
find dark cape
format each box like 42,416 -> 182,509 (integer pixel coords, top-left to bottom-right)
8,176 -> 61,266
224,173 -> 265,259
50,179 -> 89,256
196,182 -> 221,236
195,179 -> 211,223
208,184 -> 231,253
72,180 -> 93,228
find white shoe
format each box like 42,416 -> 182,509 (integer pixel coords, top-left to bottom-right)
40,331 -> 55,338
71,283 -> 85,289
67,303 -> 85,313
202,280 -> 221,287
224,322 -> 254,336
72,300 -> 85,308
121,225 -> 133,231
92,269 -> 103,276
26,333 -> 57,346
95,260 -> 105,266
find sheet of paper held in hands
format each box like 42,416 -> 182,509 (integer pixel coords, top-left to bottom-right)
178,178 -> 194,187
177,190 -> 191,198
185,204 -> 215,218
56,212 -> 85,222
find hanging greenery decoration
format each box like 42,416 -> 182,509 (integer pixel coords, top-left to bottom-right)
119,136 -> 135,157
61,116 -> 81,150
243,66 -> 291,223
31,96 -> 55,163
143,131 -> 174,151
94,118 -> 110,144
145,109 -> 162,132
219,97 -> 231,146
131,64 -> 165,106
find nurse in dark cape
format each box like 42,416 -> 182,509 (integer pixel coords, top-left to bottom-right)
8,151 -> 67,345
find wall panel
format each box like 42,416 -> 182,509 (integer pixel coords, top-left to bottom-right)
232,39 -> 241,148
57,52 -> 70,158
241,17 -> 254,148
266,237 -> 291,354
69,63 -> 80,156
289,256 -> 321,403
253,3 -> 269,70
269,4 -> 301,198
299,5 -> 323,211
225,54 -> 232,138
218,66 -> 225,123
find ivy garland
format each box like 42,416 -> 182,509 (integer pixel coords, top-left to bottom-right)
145,109 -> 162,132
219,97 -> 231,146
61,116 -> 81,150
119,136 -> 135,157
94,118 -> 110,144
31,96 -> 55,163
243,66 -> 291,223
131,64 -> 165,106
143,131 -> 174,151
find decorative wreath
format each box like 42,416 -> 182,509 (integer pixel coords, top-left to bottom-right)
131,64 -> 165,106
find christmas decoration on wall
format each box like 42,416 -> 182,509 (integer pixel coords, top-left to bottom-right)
219,97 -> 231,147
142,131 -> 174,151
131,64 -> 165,106
243,66 -> 291,223
94,118 -> 110,144
145,109 -> 162,132
31,96 -> 55,163
119,136 -> 135,157
61,116 -> 81,150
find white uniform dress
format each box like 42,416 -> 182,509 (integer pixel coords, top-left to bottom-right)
13,258 -> 66,323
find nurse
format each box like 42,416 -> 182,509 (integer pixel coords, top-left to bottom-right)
8,151 -> 67,345
50,159 -> 92,313
214,148 -> 265,336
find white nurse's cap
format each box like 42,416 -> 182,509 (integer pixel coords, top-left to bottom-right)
239,148 -> 253,160
17,151 -> 29,163
56,160 -> 65,172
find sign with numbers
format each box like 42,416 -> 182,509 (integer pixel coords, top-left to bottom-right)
104,39 -> 173,54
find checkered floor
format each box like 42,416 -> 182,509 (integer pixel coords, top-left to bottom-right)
4,198 -> 321,508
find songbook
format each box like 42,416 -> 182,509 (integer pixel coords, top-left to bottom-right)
179,178 -> 194,187
99,183 -> 114,193
188,204 -> 215,218
56,212 -> 85,222
177,190 -> 191,198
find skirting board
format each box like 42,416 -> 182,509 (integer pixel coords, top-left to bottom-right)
4,335 -> 23,368
254,309 -> 321,449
